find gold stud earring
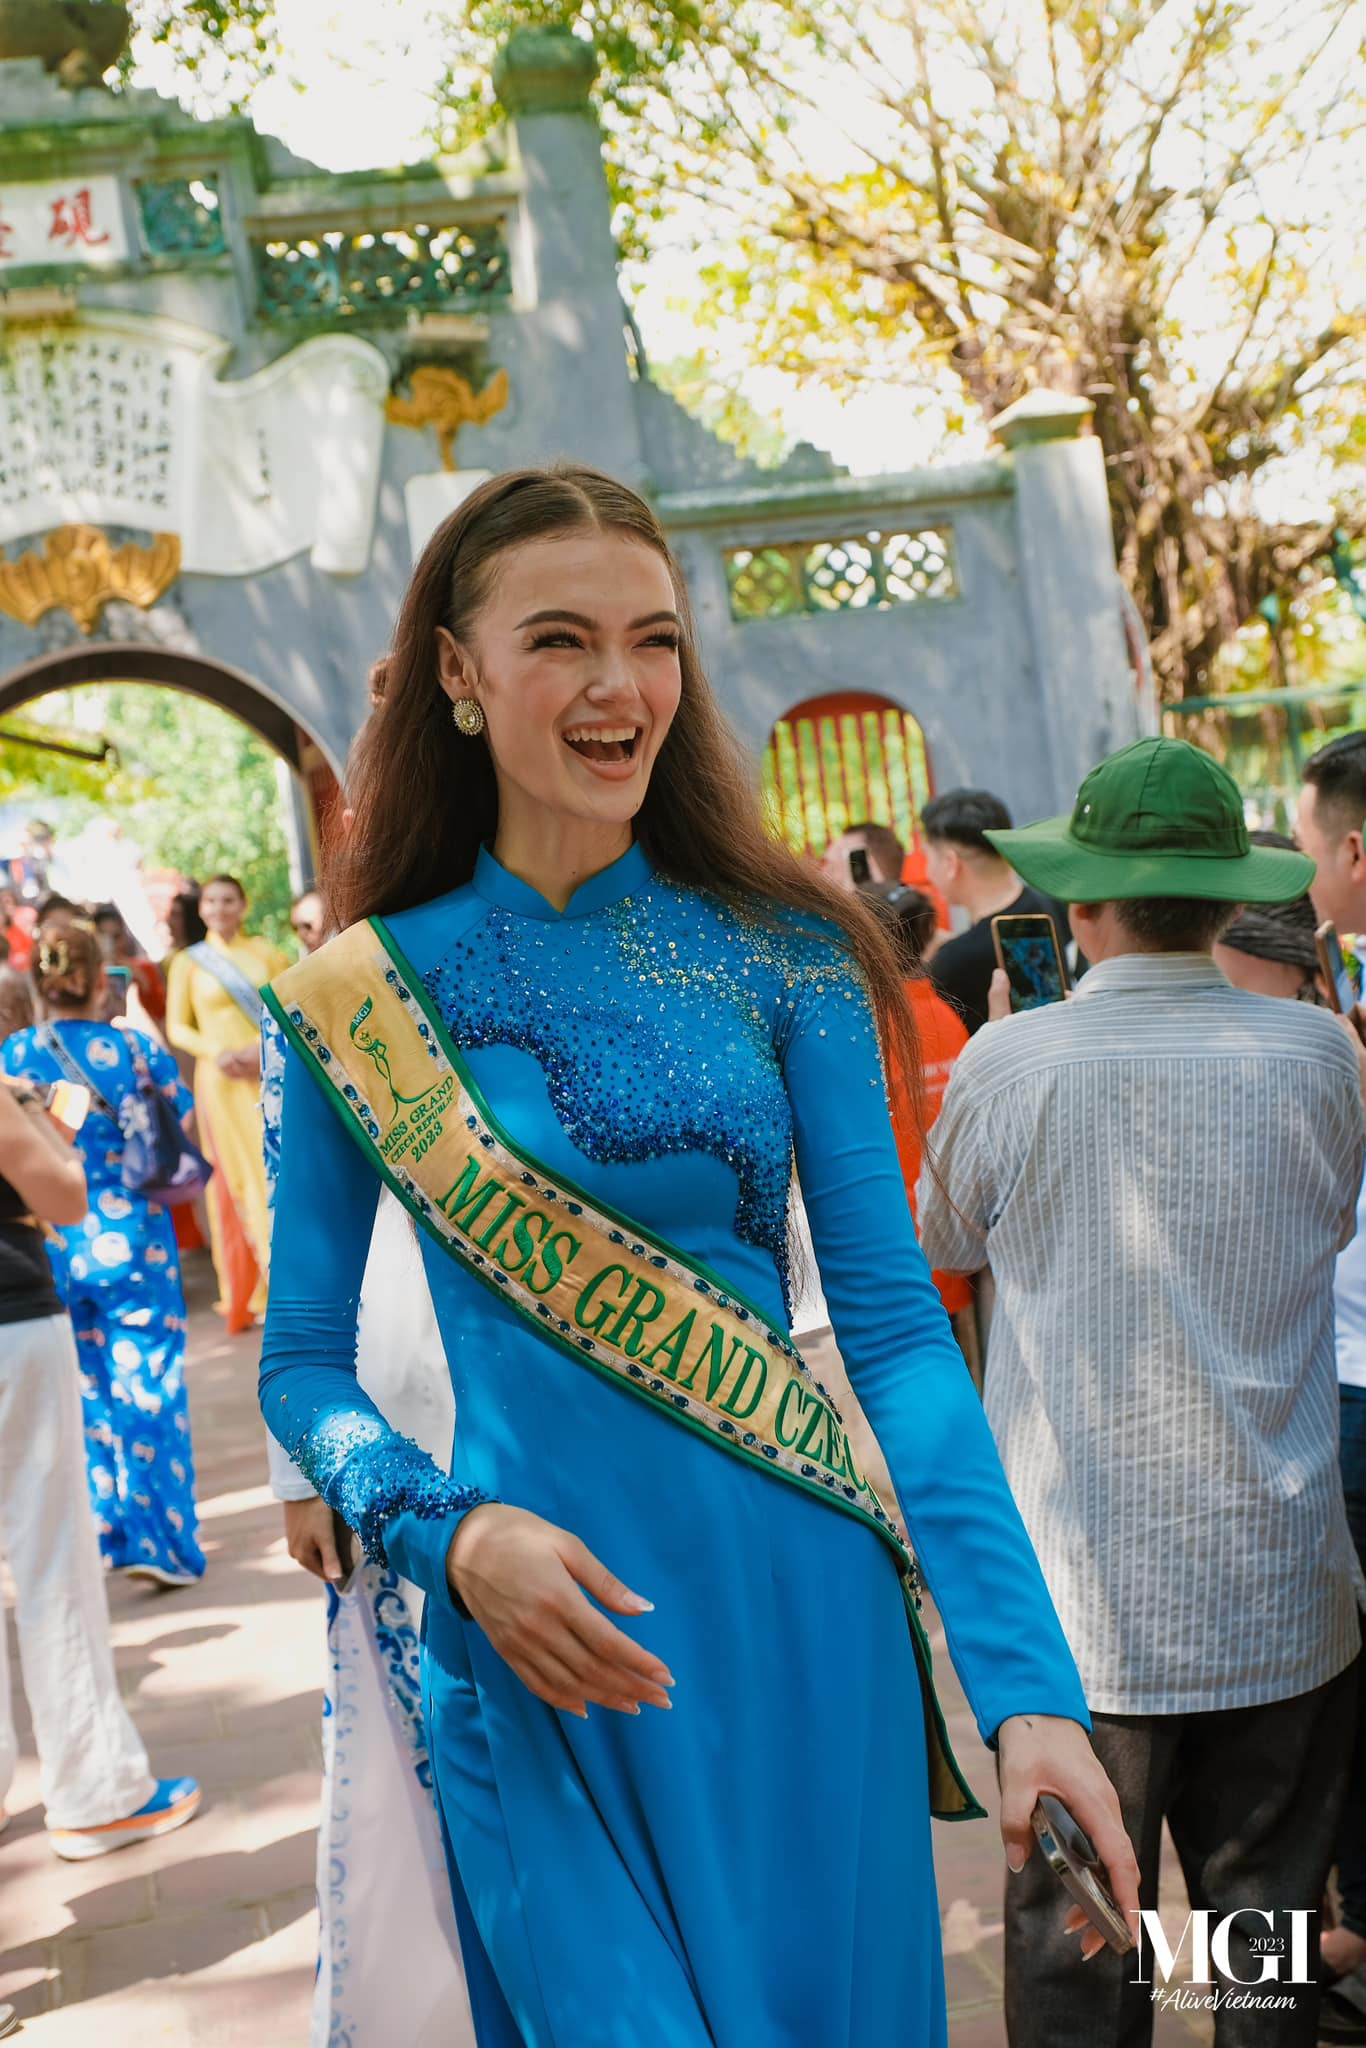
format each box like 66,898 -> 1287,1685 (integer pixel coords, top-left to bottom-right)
451,697 -> 485,737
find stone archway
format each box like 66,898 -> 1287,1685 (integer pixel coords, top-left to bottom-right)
0,642 -> 346,878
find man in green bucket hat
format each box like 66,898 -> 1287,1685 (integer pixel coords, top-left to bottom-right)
919,735 -> 1365,2047
986,733 -> 1314,909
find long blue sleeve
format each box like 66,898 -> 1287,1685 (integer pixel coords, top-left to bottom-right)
780,959 -> 1090,1744
258,1042 -> 493,1607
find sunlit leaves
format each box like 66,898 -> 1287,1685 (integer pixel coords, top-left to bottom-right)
125,0 -> 1366,697
10,688 -> 295,947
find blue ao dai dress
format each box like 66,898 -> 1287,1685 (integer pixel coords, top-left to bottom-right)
3,1022 -> 204,1581
259,843 -> 1089,2047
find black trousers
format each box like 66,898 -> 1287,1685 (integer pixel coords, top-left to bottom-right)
1004,1662 -> 1358,2048
1337,1387 -> 1366,1936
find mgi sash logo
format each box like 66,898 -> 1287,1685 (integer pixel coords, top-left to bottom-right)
1134,1909 -> 1313,2016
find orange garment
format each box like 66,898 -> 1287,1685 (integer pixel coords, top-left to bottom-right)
4,908 -> 34,974
890,977 -> 972,1316
172,1202 -> 207,1255
200,1096 -> 261,1335
900,836 -> 952,934
130,957 -> 166,1025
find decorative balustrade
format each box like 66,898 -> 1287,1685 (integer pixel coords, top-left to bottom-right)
137,176 -> 227,258
251,221 -> 512,321
725,526 -> 958,621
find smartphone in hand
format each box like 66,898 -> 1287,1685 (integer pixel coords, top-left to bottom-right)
1316,921 -> 1358,1016
991,914 -> 1069,1013
1032,1795 -> 1135,1954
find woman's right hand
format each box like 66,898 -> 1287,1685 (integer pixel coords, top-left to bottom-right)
447,1503 -> 675,1719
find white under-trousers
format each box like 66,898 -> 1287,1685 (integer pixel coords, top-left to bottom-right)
0,1312 -> 153,1829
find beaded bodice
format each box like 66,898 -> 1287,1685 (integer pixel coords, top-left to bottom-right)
418,843 -> 865,1308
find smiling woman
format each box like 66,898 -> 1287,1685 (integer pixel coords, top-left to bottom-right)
259,462 -> 1135,2047
430,541 -> 684,873
328,466 -> 916,1059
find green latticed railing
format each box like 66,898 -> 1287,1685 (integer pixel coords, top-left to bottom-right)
251,222 -> 512,320
762,706 -> 932,857
138,177 -> 227,258
726,527 -> 957,622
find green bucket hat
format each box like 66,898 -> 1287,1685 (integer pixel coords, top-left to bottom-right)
985,738 -> 1314,905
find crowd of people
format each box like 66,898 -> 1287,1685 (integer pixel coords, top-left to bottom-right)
2,461 -> 1365,2048
0,864 -> 319,1933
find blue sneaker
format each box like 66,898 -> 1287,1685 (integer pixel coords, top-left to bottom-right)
49,1776 -> 202,1861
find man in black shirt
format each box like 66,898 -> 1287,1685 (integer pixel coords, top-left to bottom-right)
922,788 -> 1070,1033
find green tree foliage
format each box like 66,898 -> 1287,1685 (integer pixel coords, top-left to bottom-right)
0,725 -> 117,809
651,352 -> 792,467
4,687 -> 294,947
128,0 -> 1366,700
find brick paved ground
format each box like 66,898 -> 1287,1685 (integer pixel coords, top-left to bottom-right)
1,1253 -> 320,2045
1,1250 -> 1212,2045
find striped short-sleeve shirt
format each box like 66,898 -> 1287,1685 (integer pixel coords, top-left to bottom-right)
918,953 -> 1365,1716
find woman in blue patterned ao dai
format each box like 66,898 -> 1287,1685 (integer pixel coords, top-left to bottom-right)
261,465 -> 1138,2046
4,925 -> 204,1588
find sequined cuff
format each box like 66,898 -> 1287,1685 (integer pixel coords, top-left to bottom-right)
355,1462 -> 495,1573
293,1415 -> 495,1572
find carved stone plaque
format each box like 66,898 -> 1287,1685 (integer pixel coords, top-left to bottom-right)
0,322 -> 188,541
0,311 -> 388,576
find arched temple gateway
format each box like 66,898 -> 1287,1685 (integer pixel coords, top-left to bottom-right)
0,2 -> 1138,865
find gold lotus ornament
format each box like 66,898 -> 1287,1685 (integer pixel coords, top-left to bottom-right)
0,525 -> 181,635
385,367 -> 509,472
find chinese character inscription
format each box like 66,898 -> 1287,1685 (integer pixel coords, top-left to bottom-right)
0,329 -> 178,538
0,177 -> 127,268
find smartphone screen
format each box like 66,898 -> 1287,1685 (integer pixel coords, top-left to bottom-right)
992,914 -> 1069,1013
848,847 -> 871,886
105,966 -> 131,1002
1316,922 -> 1357,1015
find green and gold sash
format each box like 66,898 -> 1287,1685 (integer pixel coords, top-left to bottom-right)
264,917 -> 982,1821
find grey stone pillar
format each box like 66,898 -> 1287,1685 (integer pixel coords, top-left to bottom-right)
994,391 -> 1138,810
494,27 -> 647,487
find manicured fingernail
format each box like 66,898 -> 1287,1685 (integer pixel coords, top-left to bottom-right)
628,1597 -> 654,1613
1006,1846 -> 1026,1872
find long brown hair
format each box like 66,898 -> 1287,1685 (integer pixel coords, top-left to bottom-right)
327,464 -> 921,1097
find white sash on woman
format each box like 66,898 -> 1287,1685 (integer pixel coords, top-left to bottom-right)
186,941 -> 264,1025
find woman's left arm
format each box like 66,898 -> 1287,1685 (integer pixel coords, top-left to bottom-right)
782,954 -> 1136,1927
164,954 -> 212,1062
